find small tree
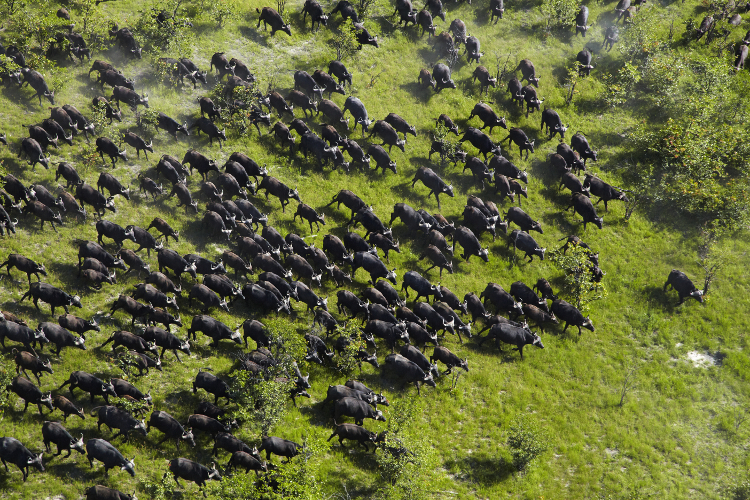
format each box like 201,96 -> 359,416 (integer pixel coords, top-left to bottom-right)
432,121 -> 458,167
618,364 -> 638,407
230,323 -> 306,436
540,0 -> 578,36
276,0 -> 287,16
507,414 -> 548,472
548,245 -> 607,312
215,437 -> 326,500
331,323 -> 367,374
356,0 -> 381,19
135,108 -> 160,138
329,20 -> 359,61
0,359 -> 16,414
697,224 -> 726,297
2,0 -> 23,15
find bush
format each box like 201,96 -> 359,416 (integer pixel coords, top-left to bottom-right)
540,0 -> 578,36
329,20 -> 359,62
140,471 -> 175,500
507,414 -> 549,472
373,398 -> 436,499
193,0 -> 240,27
230,323 -> 306,436
215,437 -> 327,500
727,480 -> 750,500
0,360 -> 16,414
132,1 -> 194,56
630,118 -> 750,230
331,323 -> 367,374
548,245 -> 607,313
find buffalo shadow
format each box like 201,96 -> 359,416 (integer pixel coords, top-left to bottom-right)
400,80 -> 434,104
238,26 -> 272,47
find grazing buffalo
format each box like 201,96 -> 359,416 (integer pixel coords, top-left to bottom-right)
459,127 -> 502,161
430,346 -> 468,374
576,49 -> 594,76
508,229 -> 545,262
19,68 -> 54,106
432,63 -> 456,92
187,315 -> 241,347
302,0 -> 329,31
664,269 -> 704,305
540,108 -> 567,139
452,226 -> 489,262
257,176 -> 300,212
9,376 -> 53,414
575,6 -> 590,36
0,254 -> 47,283
469,101 -> 506,132
257,7 -> 292,36
258,436 -> 301,462
481,323 -> 543,358
570,133 -> 598,166
42,421 -> 85,458
334,397 -> 386,425
193,370 -> 232,404
84,486 -> 136,500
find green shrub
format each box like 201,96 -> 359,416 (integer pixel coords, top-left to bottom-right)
194,0 -> 240,27
132,1 -> 194,56
215,437 -> 327,499
727,480 -> 750,500
329,20 -> 359,62
630,118 -> 750,230
0,358 -> 16,414
231,323 -> 306,435
540,0 -> 578,35
507,414 -> 549,472
140,471 -> 175,500
548,245 -> 607,314
331,322 -> 366,374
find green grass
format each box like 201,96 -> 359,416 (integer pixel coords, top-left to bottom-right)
1,0 -> 749,498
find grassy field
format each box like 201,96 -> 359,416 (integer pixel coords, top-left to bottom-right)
1,0 -> 749,498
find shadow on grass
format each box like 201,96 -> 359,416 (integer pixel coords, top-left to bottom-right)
444,454 -> 513,485
238,26 -> 271,48
400,81 -> 433,104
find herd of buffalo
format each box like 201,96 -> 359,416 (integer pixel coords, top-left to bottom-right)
0,0 -> 710,497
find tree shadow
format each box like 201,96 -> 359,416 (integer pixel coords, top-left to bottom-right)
444,454 -> 513,485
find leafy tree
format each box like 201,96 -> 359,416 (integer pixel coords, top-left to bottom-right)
133,1 -> 194,56
540,0 -> 578,36
329,19 -> 359,61
0,359 -> 16,414
375,398 -> 436,499
330,322 -> 367,374
230,322 -> 306,436
548,245 -> 606,312
214,437 -> 327,499
507,414 -> 549,472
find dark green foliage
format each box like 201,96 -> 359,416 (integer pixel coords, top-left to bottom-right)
548,245 -> 606,312
507,414 -> 549,472
0,360 -> 16,414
